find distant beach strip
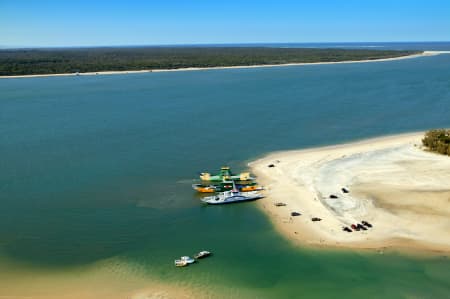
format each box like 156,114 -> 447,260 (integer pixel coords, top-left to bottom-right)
2,51 -> 449,79
249,132 -> 450,255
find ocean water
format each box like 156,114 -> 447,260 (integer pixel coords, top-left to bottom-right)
1,52 -> 450,297
183,41 -> 450,51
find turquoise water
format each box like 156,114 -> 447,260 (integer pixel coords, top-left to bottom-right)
1,54 -> 450,297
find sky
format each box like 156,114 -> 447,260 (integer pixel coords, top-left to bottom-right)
1,0 -> 449,47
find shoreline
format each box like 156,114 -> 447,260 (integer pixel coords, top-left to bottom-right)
249,132 -> 450,256
2,51 -> 449,79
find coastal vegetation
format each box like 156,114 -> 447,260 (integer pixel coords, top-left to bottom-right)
422,129 -> 450,156
0,47 -> 419,76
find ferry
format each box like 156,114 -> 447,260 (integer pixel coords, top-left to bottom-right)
199,166 -> 254,182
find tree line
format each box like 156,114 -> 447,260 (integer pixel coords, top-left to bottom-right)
422,129 -> 450,156
0,47 -> 419,76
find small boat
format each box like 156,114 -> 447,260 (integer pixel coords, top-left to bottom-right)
192,182 -> 262,193
239,184 -> 263,192
201,182 -> 263,205
200,166 -> 255,182
201,190 -> 263,205
274,202 -> 287,207
291,212 -> 301,216
174,255 -> 196,267
194,250 -> 211,259
180,256 -> 196,264
191,184 -> 217,193
174,259 -> 188,267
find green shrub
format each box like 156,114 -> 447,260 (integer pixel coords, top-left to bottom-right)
422,129 -> 450,156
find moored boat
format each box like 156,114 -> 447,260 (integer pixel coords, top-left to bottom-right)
192,181 -> 262,193
194,250 -> 211,259
191,184 -> 216,193
201,183 -> 263,205
239,184 -> 263,192
200,166 -> 255,182
174,255 -> 196,267
174,259 -> 188,267
180,256 -> 196,264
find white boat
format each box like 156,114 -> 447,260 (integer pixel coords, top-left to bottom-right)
201,182 -> 263,205
174,259 -> 188,267
194,250 -> 211,259
180,256 -> 195,264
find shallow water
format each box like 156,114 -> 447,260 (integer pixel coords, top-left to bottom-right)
1,53 -> 450,297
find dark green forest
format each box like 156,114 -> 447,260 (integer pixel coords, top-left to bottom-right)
0,47 -> 419,76
422,129 -> 450,156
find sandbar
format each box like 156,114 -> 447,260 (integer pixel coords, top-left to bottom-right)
249,132 -> 450,255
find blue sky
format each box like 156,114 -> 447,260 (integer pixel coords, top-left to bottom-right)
1,0 -> 449,47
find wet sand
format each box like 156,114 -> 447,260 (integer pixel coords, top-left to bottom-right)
249,132 -> 450,255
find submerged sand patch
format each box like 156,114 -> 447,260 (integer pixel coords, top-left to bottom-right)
249,132 -> 450,254
0,256 -> 207,299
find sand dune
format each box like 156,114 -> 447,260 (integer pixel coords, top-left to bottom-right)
249,132 -> 450,255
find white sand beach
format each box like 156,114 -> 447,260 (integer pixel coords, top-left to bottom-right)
2,51 -> 449,79
249,132 -> 450,255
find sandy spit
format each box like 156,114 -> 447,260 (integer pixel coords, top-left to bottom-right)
2,51 -> 449,79
249,132 -> 450,256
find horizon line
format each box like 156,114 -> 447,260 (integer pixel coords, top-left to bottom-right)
1,41 -> 450,50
